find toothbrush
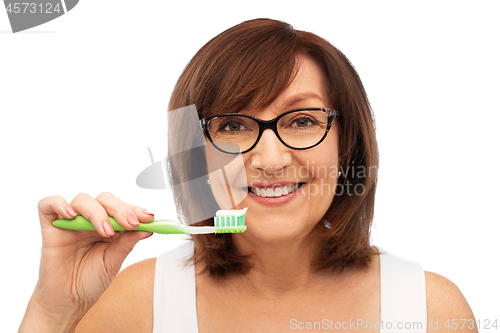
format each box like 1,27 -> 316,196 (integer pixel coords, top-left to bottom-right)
52,208 -> 248,235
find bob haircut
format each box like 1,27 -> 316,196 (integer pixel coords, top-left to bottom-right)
167,18 -> 379,277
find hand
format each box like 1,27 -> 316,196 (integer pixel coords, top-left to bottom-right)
20,192 -> 154,332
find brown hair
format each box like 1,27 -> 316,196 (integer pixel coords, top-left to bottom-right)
167,18 -> 379,277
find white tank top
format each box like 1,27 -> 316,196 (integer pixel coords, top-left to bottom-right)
153,242 -> 427,332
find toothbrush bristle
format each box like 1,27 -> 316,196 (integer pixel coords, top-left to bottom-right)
214,208 -> 247,233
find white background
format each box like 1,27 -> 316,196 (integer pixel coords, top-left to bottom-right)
1,1 -> 499,331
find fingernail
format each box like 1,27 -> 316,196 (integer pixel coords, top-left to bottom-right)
127,214 -> 140,226
143,210 -> 154,216
141,233 -> 153,240
103,220 -> 114,236
65,206 -> 77,217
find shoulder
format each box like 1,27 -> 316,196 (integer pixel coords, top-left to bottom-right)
75,258 -> 157,333
424,270 -> 478,332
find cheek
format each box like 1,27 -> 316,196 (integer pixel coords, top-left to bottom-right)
205,144 -> 249,209
310,137 -> 339,180
305,138 -> 339,202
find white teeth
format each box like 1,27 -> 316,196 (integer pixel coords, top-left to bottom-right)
250,184 -> 301,198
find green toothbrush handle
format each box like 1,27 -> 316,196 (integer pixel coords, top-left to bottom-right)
52,216 -> 189,234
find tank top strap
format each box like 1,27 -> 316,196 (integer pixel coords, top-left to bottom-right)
153,241 -> 198,333
378,247 -> 427,332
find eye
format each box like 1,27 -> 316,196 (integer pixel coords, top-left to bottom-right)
222,121 -> 247,132
291,117 -> 315,127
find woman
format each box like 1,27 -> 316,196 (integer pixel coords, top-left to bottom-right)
19,19 -> 477,332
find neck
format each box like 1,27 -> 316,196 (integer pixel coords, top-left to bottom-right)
229,234 -> 325,300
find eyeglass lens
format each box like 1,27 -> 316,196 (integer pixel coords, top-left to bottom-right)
207,110 -> 329,153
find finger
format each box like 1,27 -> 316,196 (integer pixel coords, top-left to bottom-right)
70,193 -> 115,238
94,192 -> 141,231
38,196 -> 77,229
104,230 -> 154,271
128,205 -> 155,223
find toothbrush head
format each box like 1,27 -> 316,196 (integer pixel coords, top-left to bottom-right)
214,208 -> 247,234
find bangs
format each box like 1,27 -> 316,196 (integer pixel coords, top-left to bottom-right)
192,20 -> 301,118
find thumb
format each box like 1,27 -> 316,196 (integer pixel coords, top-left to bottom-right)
104,231 -> 153,271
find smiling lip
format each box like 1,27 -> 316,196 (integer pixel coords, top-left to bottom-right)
246,182 -> 306,206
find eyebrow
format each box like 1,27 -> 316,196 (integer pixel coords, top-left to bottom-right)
240,92 -> 328,116
280,92 -> 329,110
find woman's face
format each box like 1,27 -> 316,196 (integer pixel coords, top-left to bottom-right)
208,55 -> 339,244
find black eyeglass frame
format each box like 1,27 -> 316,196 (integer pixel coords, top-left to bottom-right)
200,107 -> 341,154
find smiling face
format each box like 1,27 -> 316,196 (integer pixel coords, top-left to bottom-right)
207,54 -> 340,244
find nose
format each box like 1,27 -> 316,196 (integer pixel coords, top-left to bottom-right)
249,128 -> 292,174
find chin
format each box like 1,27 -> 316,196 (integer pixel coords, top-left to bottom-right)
240,218 -> 312,245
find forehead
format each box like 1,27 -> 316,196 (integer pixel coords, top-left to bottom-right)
240,56 -> 329,117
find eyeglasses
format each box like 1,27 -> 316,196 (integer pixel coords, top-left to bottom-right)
200,108 -> 340,154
